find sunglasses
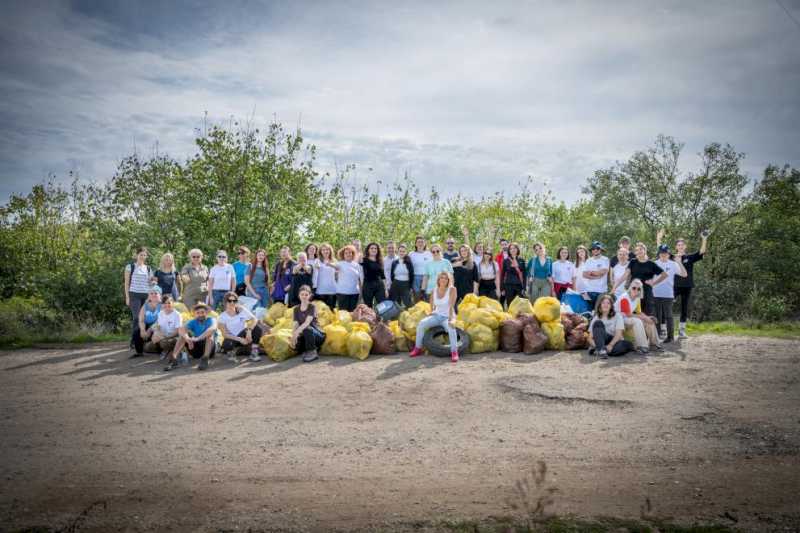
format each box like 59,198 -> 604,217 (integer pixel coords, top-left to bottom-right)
631,287 -> 641,291
226,298 -> 238,303
432,249 -> 441,253
217,255 -> 227,259
191,255 -> 201,259
238,251 -> 246,255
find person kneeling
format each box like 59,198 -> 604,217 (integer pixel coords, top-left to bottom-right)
164,302 -> 218,371
218,291 -> 262,363
588,294 -> 633,359
291,285 -> 325,362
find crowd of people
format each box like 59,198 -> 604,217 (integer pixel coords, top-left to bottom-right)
123,227 -> 709,368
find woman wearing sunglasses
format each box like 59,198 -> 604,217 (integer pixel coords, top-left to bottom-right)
477,248 -> 501,300
615,278 -> 663,354
420,244 -> 454,298
180,249 -> 209,308
208,250 -> 236,310
218,292 -> 263,362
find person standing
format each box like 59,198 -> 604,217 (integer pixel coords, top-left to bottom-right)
383,241 -> 397,296
501,243 -> 526,306
582,242 -> 609,310
421,244 -> 455,297
477,249 -> 501,300
657,229 -> 709,338
389,244 -> 414,308
453,244 -> 479,304
313,243 -> 338,309
360,242 -> 386,308
124,246 -> 153,350
526,243 -> 553,300
653,244 -> 687,343
304,244 -> 320,294
552,247 -> 575,300
335,245 -> 363,312
615,242 -> 667,317
180,249 -> 209,308
244,249 -> 270,308
207,250 -> 236,310
409,236 -> 433,301
609,236 -> 635,268
232,246 -> 251,296
290,252 -> 314,306
409,272 -> 461,363
610,247 -> 631,298
153,252 -> 180,300
573,245 -> 590,303
271,246 -> 295,306
443,237 -> 460,264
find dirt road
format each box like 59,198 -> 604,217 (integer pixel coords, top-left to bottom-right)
1,335 -> 798,532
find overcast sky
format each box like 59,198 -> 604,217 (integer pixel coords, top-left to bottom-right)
1,0 -> 798,203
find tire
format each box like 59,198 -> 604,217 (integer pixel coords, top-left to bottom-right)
422,326 -> 471,357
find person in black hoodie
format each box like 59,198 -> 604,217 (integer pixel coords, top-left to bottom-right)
390,243 -> 414,308
360,242 -> 386,308
452,244 -> 479,304
501,243 -> 527,306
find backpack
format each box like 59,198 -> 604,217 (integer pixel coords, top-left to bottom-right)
126,261 -> 153,284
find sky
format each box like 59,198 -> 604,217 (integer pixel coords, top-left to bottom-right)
0,0 -> 798,203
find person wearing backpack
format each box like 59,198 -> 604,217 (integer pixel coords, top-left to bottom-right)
124,247 -> 153,351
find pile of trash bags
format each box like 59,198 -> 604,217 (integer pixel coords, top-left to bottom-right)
561,312 -> 589,350
456,294 -> 512,353
499,297 -> 549,354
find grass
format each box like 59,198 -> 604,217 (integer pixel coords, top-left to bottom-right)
687,320 -> 800,339
0,332 -> 127,350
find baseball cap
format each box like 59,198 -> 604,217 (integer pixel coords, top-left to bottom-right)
658,244 -> 670,254
590,241 -> 605,251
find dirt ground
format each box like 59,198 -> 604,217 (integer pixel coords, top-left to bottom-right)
1,334 -> 799,532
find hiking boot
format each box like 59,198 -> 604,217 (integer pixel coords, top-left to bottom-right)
451,351 -> 459,363
409,347 -> 423,358
302,350 -> 319,363
198,358 -> 209,371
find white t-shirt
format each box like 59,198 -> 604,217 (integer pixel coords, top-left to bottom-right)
383,256 -> 397,285
409,251 -> 433,276
313,262 -> 338,295
590,313 -> 624,334
583,255 -> 609,293
336,261 -> 363,295
393,260 -> 410,281
552,260 -> 575,285
611,262 -> 629,297
217,306 -> 255,335
156,309 -> 182,337
653,259 -> 681,299
574,263 -> 588,293
479,261 -> 497,280
209,264 -> 236,291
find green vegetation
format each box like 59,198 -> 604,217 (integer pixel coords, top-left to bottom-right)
0,120 -> 798,345
687,321 -> 800,339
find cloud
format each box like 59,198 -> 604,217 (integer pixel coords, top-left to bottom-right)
0,0 -> 798,203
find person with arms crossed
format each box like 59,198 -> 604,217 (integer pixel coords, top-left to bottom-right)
582,242 -> 609,310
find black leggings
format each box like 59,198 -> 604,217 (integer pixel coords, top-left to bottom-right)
591,321 -> 633,356
295,326 -> 324,353
503,283 -> 524,307
361,279 -> 386,308
389,280 -> 412,308
221,325 -> 264,354
641,284 -> 655,316
478,279 -> 498,299
674,286 -> 692,323
315,293 -> 337,310
336,293 -> 359,312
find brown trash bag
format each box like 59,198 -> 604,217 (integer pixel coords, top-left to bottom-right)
565,328 -> 588,350
370,322 -> 396,355
352,304 -> 378,326
517,313 -> 541,332
523,324 -> 548,354
499,319 -> 524,353
561,314 -> 574,335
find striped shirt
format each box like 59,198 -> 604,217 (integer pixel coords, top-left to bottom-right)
126,263 -> 152,294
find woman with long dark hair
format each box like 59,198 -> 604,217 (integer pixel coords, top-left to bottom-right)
360,242 -> 386,308
453,244 -> 478,303
245,248 -> 270,308
501,243 -> 526,306
335,245 -> 363,312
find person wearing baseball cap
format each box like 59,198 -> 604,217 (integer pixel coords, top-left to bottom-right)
581,241 -> 609,310
653,244 -> 687,343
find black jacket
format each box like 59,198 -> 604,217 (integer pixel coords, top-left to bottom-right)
390,256 -> 415,282
502,256 -> 527,286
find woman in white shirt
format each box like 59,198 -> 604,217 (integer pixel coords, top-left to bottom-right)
552,247 -> 575,300
408,271 -> 460,363
408,236 -> 433,302
389,244 -> 414,308
304,243 -> 320,289
335,245 -> 363,312
610,247 -> 631,298
588,294 -> 633,358
218,291 -> 262,362
573,245 -> 590,301
312,243 -> 338,309
208,250 -> 236,310
477,248 -> 501,300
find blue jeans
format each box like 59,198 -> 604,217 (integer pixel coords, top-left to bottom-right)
412,275 -> 424,294
415,314 -> 457,351
251,286 -> 269,308
587,292 -> 602,312
212,289 -> 228,309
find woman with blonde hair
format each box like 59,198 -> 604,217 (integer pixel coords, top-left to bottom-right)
180,249 -> 209,308
313,243 -> 338,309
409,271 -> 461,362
615,278 -> 663,353
153,252 -> 180,300
335,244 -> 363,311
270,246 -> 295,306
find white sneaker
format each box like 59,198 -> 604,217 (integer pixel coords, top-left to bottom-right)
678,329 -> 688,339
226,352 -> 239,363
248,352 -> 262,362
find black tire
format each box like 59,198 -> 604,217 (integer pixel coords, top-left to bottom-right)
422,326 -> 471,357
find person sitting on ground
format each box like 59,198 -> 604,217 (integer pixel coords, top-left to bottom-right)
151,295 -> 182,358
218,291 -> 263,363
164,302 -> 218,371
588,294 -> 634,359
409,271 -> 460,363
290,285 -> 324,363
614,278 -> 662,353
613,242 -> 667,317
131,285 -> 162,358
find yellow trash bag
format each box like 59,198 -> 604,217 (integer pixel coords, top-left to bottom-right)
533,296 -> 561,323
492,310 -> 513,323
478,296 -> 502,313
411,300 -> 432,315
265,303 -> 286,326
346,330 -> 373,360
461,294 -> 480,307
312,301 -> 334,327
173,302 -> 188,314
400,308 -> 426,341
273,317 -> 293,332
466,323 -> 497,353
321,324 -> 348,355
508,296 -> 535,318
350,321 -> 371,334
457,303 -> 477,323
180,311 -> 194,324
470,308 -> 500,330
388,320 -> 409,352
283,306 -> 295,320
454,319 -> 466,331
259,329 -> 297,362
335,310 -> 353,331
207,310 -> 219,319
541,320 -> 566,350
